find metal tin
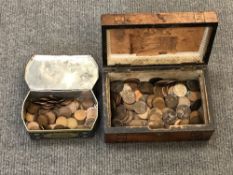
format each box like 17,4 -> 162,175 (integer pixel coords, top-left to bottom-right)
22,55 -> 99,139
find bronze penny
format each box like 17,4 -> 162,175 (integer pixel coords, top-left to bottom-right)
186,80 -> 200,91
128,119 -> 147,126
124,78 -> 140,84
27,121 -> 40,130
149,113 -> 162,121
153,86 -> 163,97
190,111 -> 202,124
67,118 -> 78,129
82,98 -> 94,109
124,82 -> 138,91
37,115 -> 49,128
110,81 -> 124,93
149,108 -> 162,118
111,93 -> 122,106
165,95 -> 178,109
148,118 -> 164,129
124,103 -> 134,111
139,82 -> 153,94
162,108 -> 176,125
190,99 -> 202,111
152,97 -> 165,110
120,90 -> 136,104
134,90 -> 143,101
57,106 -> 72,118
54,124 -> 67,129
180,119 -> 189,125
155,79 -> 176,86
133,101 -> 147,114
162,86 -> 169,97
67,102 -> 78,113
45,111 -> 56,124
86,107 -> 98,119
27,103 -> 40,114
139,94 -> 148,102
146,95 -> 155,108
74,110 -> 87,125
112,118 -> 123,127
187,91 -> 201,102
149,77 -> 163,85
114,105 -> 127,120
173,83 -> 187,97
178,97 -> 191,107
168,86 -> 175,95
176,105 -> 191,119
61,99 -> 73,106
85,118 -> 96,127
124,111 -> 135,125
25,113 -> 36,122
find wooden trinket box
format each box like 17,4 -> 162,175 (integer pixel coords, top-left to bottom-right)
101,12 -> 218,143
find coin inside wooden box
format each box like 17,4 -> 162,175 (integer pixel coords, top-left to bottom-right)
102,12 -> 218,142
22,55 -> 99,139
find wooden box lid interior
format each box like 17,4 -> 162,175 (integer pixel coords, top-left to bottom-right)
101,12 -> 218,66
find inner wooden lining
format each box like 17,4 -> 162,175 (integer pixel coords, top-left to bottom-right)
106,69 -> 210,129
107,27 -> 211,65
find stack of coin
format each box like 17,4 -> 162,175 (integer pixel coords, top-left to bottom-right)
25,96 -> 97,130
110,78 -> 203,129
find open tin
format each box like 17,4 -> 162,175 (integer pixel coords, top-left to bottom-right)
22,55 -> 99,139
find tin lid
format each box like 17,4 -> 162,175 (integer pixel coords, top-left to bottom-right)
101,12 -> 218,67
25,55 -> 99,91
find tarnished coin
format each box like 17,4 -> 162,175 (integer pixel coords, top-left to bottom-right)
111,93 -> 122,106
190,99 -> 202,111
149,113 -> 162,121
176,105 -> 191,119
112,118 -> 123,127
168,86 -> 175,95
139,82 -> 153,94
149,108 -> 162,118
67,101 -> 78,113
128,119 -> 147,126
155,79 -> 176,86
61,99 -> 73,106
124,103 -> 134,111
162,86 -> 169,97
180,119 -> 189,125
56,106 -> 72,118
67,118 -> 78,129
120,90 -> 136,104
86,107 -> 98,119
124,111 -> 135,125
186,80 -> 200,91
173,83 -> 187,97
138,107 -> 150,120
178,97 -> 191,107
45,111 -> 56,124
74,110 -> 87,125
162,108 -> 176,125
82,98 -> 94,109
152,97 -> 166,110
85,118 -> 96,127
114,105 -> 127,120
139,94 -> 148,102
56,116 -> 68,127
54,124 -> 67,129
124,78 -> 140,84
146,95 -> 155,108
27,121 -> 40,130
25,113 -> 36,122
27,103 -> 40,114
148,118 -> 164,129
186,91 -> 201,102
165,95 -> 178,109
124,79 -> 139,91
134,90 -> 143,102
111,81 -> 124,93
189,111 -> 202,124
37,115 -> 49,128
133,101 -> 147,114
153,86 -> 163,97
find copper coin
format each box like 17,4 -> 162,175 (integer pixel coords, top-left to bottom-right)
124,78 -> 140,84
162,108 -> 176,125
124,103 -> 134,111
82,98 -> 94,109
61,99 -> 73,106
27,103 -> 40,114
67,118 -> 78,129
152,97 -> 165,110
168,86 -> 175,95
45,111 -> 56,124
124,111 -> 135,125
128,119 -> 147,126
57,106 -> 72,118
134,90 -> 143,102
139,94 -> 148,102
86,107 -> 98,119
111,93 -> 122,106
155,79 -> 176,86
85,118 -> 96,127
138,107 -> 150,120
165,95 -> 178,109
186,80 -> 200,91
153,86 -> 163,97
162,86 -> 169,97
27,121 -> 40,130
124,82 -> 138,91
190,99 -> 202,111
149,113 -> 162,121
112,118 -> 123,127
37,115 -> 49,128
67,101 -> 78,113
54,124 -> 67,129
149,77 -> 163,85
74,110 -> 87,125
149,108 -> 162,118
176,105 -> 191,119
187,91 -> 201,102
180,119 -> 189,125
114,105 -> 127,120
120,90 -> 136,104
133,101 -> 147,114
189,111 -> 202,124
139,82 -> 153,94
173,83 -> 187,97
146,95 -> 155,108
148,118 -> 164,129
25,113 -> 36,122
178,97 -> 191,107
111,81 -> 124,93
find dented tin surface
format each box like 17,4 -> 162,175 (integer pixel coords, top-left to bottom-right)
22,55 -> 99,139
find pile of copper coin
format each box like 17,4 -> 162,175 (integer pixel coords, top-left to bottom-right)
110,78 -> 203,129
24,96 -> 97,130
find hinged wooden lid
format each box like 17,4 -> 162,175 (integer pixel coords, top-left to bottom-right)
101,12 -> 218,67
